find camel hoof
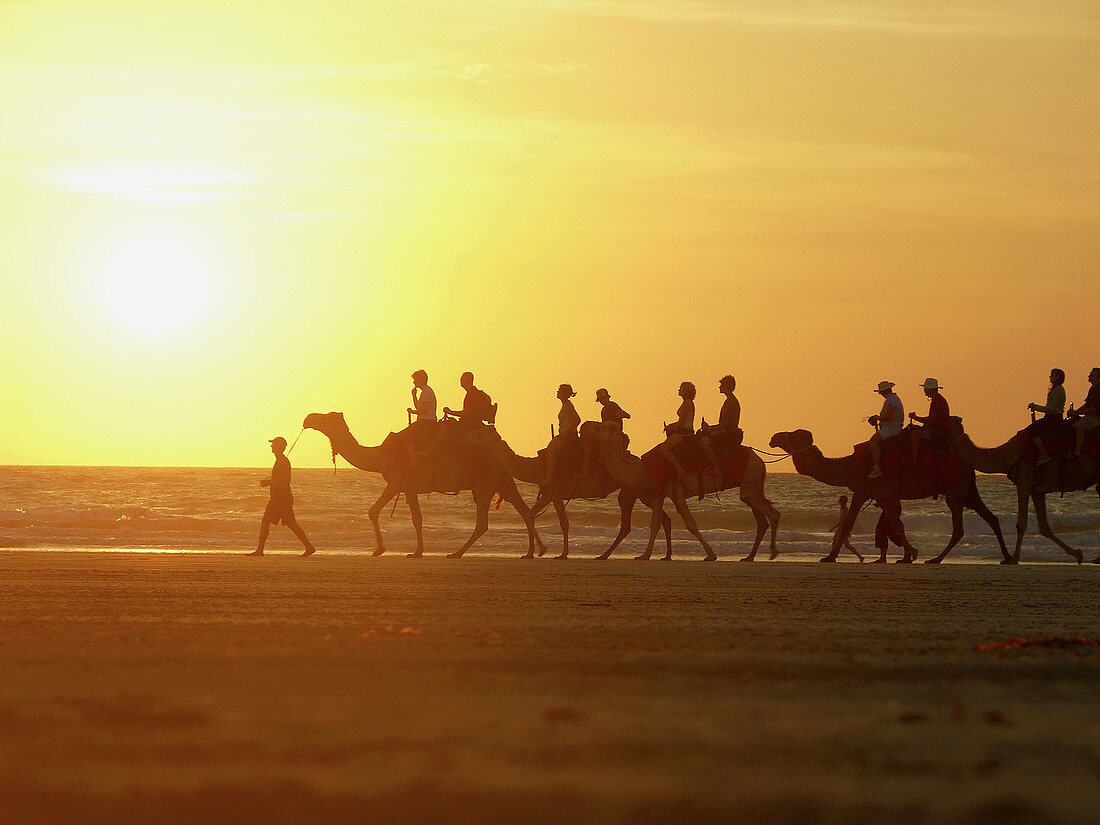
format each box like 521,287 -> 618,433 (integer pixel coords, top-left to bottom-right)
446,551 -> 464,559
521,552 -> 535,559
769,551 -> 778,561
818,556 -> 837,563
1071,551 -> 1083,565
595,554 -> 611,561
999,558 -> 1018,565
870,559 -> 886,564
739,556 -> 755,562
633,554 -> 651,561
406,551 -> 423,559
371,548 -> 386,557
896,558 -> 913,564
554,553 -> 568,560
703,555 -> 717,562
923,558 -> 941,565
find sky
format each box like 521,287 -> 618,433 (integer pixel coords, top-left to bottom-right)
1,0 -> 1097,467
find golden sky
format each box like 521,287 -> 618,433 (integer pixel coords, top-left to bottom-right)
1,0 -> 1098,467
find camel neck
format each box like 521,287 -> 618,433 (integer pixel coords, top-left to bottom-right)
791,446 -> 858,489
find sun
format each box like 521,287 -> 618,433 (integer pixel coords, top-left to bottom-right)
95,229 -> 217,337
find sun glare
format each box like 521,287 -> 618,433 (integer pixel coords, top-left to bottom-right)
95,230 -> 217,338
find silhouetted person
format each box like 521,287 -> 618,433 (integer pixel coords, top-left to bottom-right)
659,381 -> 697,479
1069,367 -> 1100,458
596,387 -> 630,430
543,383 -> 581,484
699,374 -> 741,463
404,369 -> 438,463
444,371 -> 493,427
420,372 -> 493,463
830,494 -> 864,562
871,499 -> 916,563
407,369 -> 437,424
868,380 -> 904,479
248,436 -> 316,557
908,377 -> 950,461
581,388 -> 630,476
1026,368 -> 1066,465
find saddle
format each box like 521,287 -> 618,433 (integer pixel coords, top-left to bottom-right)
1018,423 -> 1100,463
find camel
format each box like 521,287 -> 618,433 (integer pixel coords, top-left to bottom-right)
586,423 -> 780,561
485,432 -> 674,560
769,429 -> 1009,564
303,412 -> 541,558
946,416 -> 1098,563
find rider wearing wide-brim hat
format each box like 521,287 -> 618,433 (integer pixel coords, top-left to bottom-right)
867,380 -> 904,479
908,377 -> 950,461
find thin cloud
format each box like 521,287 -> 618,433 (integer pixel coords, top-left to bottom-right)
509,0 -> 1099,40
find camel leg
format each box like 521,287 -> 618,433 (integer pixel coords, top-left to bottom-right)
552,499 -> 570,560
1031,493 -> 1082,563
1095,487 -> 1100,564
636,494 -> 665,561
367,481 -> 402,556
661,508 -> 673,559
823,492 -> 863,562
1013,484 -> 1029,564
740,490 -> 780,561
926,502 -> 964,564
598,491 -> 635,560
530,490 -> 553,557
448,489 -> 493,558
670,489 -> 716,561
739,503 -> 767,562
964,483 -> 1010,564
406,493 -> 424,558
498,477 -> 540,559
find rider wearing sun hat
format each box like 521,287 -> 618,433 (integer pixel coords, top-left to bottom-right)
868,380 -> 904,479
909,377 -> 950,462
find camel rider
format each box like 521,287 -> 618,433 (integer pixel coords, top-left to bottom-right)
659,381 -> 713,480
868,380 -> 904,479
443,371 -> 493,429
597,388 -> 630,431
407,369 -> 437,425
420,371 -> 493,462
581,388 -> 630,476
1025,368 -> 1066,465
403,369 -> 437,462
543,383 -> 581,484
908,377 -> 950,462
1068,367 -> 1100,458
703,375 -> 743,450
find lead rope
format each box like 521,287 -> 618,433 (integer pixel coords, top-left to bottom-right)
285,427 -> 306,455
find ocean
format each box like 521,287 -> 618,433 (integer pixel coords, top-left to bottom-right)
2,466 -> 1097,562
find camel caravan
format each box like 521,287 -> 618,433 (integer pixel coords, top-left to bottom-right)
293,367 -> 1100,565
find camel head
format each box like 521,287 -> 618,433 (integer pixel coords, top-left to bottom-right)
303,412 -> 349,439
769,429 -> 814,453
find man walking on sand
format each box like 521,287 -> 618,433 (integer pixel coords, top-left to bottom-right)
248,436 -> 317,557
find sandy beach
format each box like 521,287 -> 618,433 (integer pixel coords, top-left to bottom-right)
1,552 -> 1099,824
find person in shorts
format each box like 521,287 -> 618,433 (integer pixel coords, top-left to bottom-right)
248,436 -> 317,557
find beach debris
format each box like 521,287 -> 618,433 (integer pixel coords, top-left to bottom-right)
975,636 -> 1100,651
980,710 -> 1012,727
358,625 -> 422,638
542,706 -> 584,724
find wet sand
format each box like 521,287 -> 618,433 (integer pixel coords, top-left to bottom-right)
2,551 -> 1100,825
